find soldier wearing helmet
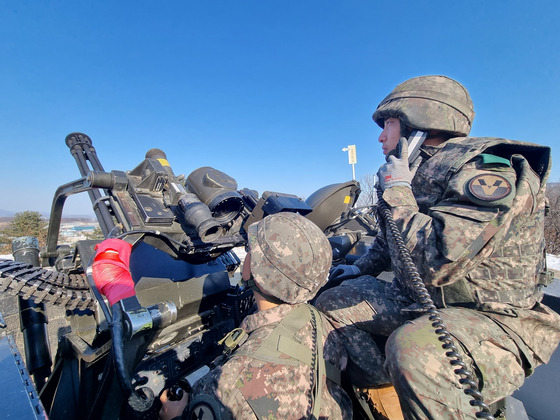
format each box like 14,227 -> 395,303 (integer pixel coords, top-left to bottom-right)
160,212 -> 352,420
316,75 -> 560,418
374,75 -> 474,157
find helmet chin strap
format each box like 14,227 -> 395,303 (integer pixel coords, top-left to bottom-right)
244,275 -> 286,305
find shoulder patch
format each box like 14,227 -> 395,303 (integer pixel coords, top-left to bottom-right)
467,174 -> 512,202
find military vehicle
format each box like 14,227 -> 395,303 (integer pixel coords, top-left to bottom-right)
0,132 -> 558,419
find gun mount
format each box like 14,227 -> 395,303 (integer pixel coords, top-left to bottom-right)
0,132 -> 377,419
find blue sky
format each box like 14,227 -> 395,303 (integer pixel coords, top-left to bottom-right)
1,1 -> 559,216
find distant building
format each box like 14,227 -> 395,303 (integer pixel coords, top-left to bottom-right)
59,222 -> 98,244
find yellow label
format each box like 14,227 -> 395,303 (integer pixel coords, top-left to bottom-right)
344,195 -> 351,204
157,158 -> 170,167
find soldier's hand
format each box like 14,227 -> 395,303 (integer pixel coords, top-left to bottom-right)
377,137 -> 413,191
329,264 -> 361,283
159,388 -> 189,420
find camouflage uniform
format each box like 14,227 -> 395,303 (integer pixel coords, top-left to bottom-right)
184,212 -> 353,419
317,136 -> 560,418
192,302 -> 352,419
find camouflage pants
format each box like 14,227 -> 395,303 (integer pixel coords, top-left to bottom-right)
315,275 -> 416,386
315,276 -> 527,419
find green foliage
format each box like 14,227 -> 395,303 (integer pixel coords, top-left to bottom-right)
0,233 -> 11,254
0,211 -> 48,253
355,174 -> 377,208
545,184 -> 560,255
85,226 -> 104,240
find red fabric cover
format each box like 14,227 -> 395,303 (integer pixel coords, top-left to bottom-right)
92,238 -> 136,306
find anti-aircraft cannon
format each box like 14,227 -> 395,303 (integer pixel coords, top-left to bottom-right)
0,132 -> 376,419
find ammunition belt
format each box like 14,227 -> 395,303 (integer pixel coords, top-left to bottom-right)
0,259 -> 94,310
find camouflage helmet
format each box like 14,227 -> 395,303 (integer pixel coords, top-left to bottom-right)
247,212 -> 332,304
372,75 -> 475,137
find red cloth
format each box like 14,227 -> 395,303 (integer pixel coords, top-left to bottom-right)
92,238 -> 136,306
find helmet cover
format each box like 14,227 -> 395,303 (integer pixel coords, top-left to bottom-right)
248,212 -> 332,304
372,75 -> 475,136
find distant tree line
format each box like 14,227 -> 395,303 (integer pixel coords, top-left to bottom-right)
0,211 -> 48,254
355,174 -> 377,208
545,183 -> 560,255
0,211 -> 103,255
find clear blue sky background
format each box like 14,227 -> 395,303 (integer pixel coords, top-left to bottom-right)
1,0 -> 559,216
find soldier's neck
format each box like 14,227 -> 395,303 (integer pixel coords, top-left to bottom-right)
254,291 -> 280,311
423,137 -> 446,147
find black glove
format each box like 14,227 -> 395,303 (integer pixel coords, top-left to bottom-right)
329,264 -> 361,283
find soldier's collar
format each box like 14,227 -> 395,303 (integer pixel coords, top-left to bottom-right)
419,144 -> 444,158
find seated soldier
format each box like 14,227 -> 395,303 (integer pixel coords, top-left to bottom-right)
317,75 -> 560,419
159,212 -> 352,420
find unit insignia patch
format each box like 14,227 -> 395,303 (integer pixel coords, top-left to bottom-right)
467,174 -> 512,202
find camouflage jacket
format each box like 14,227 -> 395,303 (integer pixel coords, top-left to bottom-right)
355,137 -> 560,366
192,303 -> 352,419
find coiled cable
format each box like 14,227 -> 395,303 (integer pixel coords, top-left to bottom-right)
376,187 -> 495,419
308,307 -> 318,419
